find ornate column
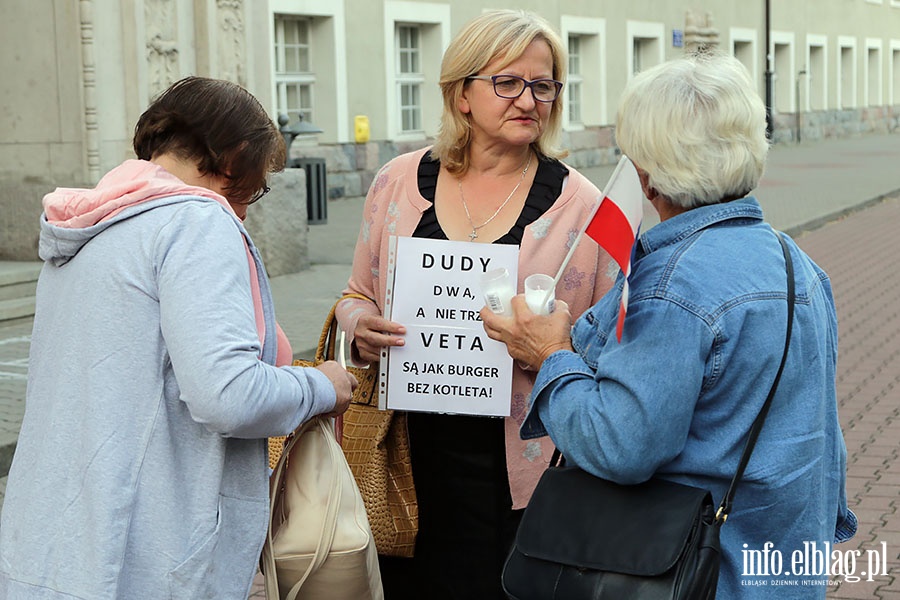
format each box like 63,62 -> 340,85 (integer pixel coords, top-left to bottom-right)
216,0 -> 247,85
145,0 -> 180,100
79,0 -> 100,181
193,0 -> 247,83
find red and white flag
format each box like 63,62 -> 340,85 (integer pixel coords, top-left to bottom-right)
583,156 -> 644,341
547,155 -> 644,340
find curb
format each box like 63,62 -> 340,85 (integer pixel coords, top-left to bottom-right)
784,190 -> 900,238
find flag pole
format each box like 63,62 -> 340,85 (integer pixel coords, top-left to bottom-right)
546,155 -> 630,298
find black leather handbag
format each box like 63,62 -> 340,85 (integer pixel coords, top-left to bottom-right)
502,232 -> 795,600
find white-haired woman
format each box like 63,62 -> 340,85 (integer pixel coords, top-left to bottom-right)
481,51 -> 857,598
336,9 -> 615,599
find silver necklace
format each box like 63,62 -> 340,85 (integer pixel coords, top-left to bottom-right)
458,154 -> 532,241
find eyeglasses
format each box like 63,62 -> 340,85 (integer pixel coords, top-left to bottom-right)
248,184 -> 270,204
466,74 -> 564,103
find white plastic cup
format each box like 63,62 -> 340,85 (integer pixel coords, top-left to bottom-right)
481,267 -> 516,316
524,274 -> 556,315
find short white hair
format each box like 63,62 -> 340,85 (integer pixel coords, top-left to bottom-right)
615,51 -> 769,208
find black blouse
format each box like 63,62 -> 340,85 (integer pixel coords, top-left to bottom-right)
412,152 -> 568,244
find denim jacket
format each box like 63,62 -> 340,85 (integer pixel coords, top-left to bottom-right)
522,197 -> 857,598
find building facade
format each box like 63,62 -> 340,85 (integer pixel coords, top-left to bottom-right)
2,0 -> 899,259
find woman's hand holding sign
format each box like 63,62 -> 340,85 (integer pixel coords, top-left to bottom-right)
352,314 -> 406,363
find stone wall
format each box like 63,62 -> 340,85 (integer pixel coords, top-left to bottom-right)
0,178 -> 59,261
289,139 -> 432,203
560,126 -> 620,170
771,105 -> 900,144
300,107 -> 899,203
289,125 -> 622,203
0,169 -> 311,279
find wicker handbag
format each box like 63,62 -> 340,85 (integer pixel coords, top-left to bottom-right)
269,294 -> 418,558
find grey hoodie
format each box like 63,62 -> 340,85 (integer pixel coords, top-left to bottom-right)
0,160 -> 335,599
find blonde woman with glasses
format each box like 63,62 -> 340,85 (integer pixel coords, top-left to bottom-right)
336,10 -> 616,599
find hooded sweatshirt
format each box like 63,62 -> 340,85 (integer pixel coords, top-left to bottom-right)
0,160 -> 334,599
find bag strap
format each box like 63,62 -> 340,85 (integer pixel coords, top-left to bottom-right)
285,418 -> 344,600
550,231 -> 796,527
262,420 -> 310,596
314,293 -> 375,363
715,231 -> 795,523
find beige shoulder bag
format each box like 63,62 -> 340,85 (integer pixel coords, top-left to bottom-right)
261,416 -> 383,600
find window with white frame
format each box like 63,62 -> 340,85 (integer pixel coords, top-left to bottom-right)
771,32 -> 795,114
397,24 -> 423,133
730,27 -> 758,87
627,22 -> 664,78
808,41 -> 827,111
632,38 -> 650,74
838,37 -> 857,109
561,16 -> 607,127
805,34 -> 828,112
773,43 -> 793,113
274,16 -> 315,128
567,35 -> 583,125
733,41 -> 754,75
866,39 -> 883,106
891,41 -> 900,105
383,2 -> 449,140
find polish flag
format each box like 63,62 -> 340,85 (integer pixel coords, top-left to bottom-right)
583,156 -> 644,341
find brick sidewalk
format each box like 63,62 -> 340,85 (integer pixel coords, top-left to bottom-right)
798,196 -> 900,599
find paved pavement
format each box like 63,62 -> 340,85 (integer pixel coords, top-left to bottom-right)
799,194 -> 900,599
0,132 -> 898,598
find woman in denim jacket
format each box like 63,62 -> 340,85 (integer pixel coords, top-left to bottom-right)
481,51 -> 857,598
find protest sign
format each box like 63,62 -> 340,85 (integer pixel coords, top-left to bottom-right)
379,236 -> 518,416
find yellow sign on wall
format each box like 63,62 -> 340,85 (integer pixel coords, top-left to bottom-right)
354,115 -> 370,143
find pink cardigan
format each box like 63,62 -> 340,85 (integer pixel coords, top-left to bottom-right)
336,147 -> 615,508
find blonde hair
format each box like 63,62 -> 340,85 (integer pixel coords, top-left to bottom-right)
615,51 -> 769,208
430,10 -> 567,175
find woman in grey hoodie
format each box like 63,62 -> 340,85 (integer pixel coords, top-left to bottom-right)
0,77 -> 356,599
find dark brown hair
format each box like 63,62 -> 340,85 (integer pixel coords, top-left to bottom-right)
133,76 -> 286,205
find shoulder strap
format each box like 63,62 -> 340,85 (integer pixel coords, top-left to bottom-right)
550,231 -> 796,523
716,231 -> 795,523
